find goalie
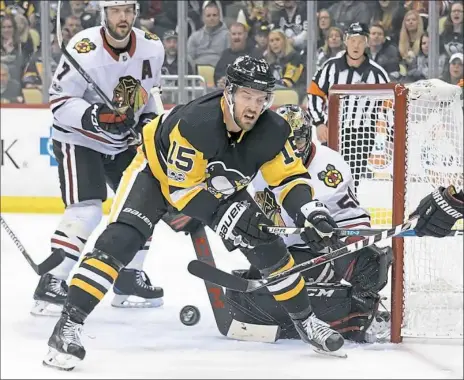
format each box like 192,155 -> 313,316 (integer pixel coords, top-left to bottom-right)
226,105 -> 464,343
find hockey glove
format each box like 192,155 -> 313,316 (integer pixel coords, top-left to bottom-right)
296,200 -> 339,252
412,185 -> 463,238
135,112 -> 158,133
212,201 -> 276,249
82,103 -> 135,135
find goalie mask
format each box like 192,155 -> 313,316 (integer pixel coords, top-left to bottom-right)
225,56 -> 276,130
276,104 -> 312,162
100,1 -> 139,43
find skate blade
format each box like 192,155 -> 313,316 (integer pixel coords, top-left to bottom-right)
30,301 -> 63,317
111,294 -> 164,308
42,347 -> 82,371
313,347 -> 348,359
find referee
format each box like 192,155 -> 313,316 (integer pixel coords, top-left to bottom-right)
307,22 -> 390,190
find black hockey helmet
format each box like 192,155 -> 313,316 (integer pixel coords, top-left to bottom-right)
276,104 -> 312,162
226,55 -> 276,93
345,22 -> 369,39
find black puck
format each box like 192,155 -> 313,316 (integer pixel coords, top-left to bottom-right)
180,305 -> 201,326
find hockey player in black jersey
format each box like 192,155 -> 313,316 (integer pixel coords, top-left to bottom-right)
43,55 -> 348,370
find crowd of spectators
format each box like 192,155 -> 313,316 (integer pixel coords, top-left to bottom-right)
1,0 -> 463,105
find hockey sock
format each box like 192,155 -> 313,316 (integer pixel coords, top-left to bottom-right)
67,249 -> 124,317
124,236 -> 151,271
263,253 -> 312,320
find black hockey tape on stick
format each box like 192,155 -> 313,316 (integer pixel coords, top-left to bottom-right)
190,226 -> 280,343
259,225 -> 462,237
56,1 -> 141,145
0,216 -> 65,275
187,217 -> 419,293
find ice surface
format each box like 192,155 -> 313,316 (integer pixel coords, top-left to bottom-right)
1,214 -> 462,379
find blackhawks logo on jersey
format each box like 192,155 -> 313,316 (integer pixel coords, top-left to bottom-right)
112,76 -> 148,114
318,164 -> 343,188
144,31 -> 159,41
73,38 -> 96,54
254,188 -> 285,227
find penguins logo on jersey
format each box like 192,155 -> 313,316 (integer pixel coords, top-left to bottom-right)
318,164 -> 343,188
113,76 -> 148,114
144,31 -> 160,41
254,188 -> 285,227
73,38 -> 96,54
205,161 -> 251,199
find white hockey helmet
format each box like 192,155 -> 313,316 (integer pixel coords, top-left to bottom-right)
100,1 -> 139,42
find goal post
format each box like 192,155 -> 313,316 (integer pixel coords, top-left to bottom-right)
327,80 -> 463,343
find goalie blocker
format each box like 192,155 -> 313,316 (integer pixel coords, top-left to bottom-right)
226,243 -> 393,343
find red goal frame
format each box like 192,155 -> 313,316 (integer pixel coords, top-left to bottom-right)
327,83 -> 410,343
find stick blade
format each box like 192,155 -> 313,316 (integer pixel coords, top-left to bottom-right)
187,260 -> 249,292
36,249 -> 66,276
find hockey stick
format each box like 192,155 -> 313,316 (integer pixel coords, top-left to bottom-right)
259,225 -> 463,238
0,216 -> 65,275
187,217 -> 419,293
190,226 -> 280,343
56,1 -> 141,145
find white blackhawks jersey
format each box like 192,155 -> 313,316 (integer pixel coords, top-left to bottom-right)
49,26 -> 165,155
249,144 -> 371,247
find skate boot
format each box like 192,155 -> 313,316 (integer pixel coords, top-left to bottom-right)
31,273 -> 68,316
43,306 -> 86,371
111,268 -> 164,308
293,313 -> 346,358
365,308 -> 391,343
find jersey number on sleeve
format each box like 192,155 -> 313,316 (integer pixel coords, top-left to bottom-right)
167,141 -> 195,172
56,61 -> 71,81
337,187 -> 360,209
282,136 -> 298,165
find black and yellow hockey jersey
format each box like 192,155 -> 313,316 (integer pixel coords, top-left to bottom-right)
142,90 -> 313,226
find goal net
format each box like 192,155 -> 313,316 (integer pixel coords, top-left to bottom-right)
327,79 -> 463,341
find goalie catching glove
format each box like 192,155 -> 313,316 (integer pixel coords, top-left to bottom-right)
212,201 -> 276,249
412,185 -> 463,238
295,200 -> 340,252
82,103 -> 135,135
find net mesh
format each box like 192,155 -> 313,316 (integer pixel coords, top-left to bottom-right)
335,79 -> 463,339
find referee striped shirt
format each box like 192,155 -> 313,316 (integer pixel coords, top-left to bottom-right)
307,52 -> 390,127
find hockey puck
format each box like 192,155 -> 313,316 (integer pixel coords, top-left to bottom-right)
180,305 -> 201,326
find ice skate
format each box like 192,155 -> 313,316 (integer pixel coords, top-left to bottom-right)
365,308 -> 391,343
111,269 -> 164,308
31,273 -> 68,316
43,309 -> 85,371
294,313 -> 346,358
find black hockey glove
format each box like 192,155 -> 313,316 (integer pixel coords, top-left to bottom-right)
296,200 -> 339,252
212,201 -> 277,249
135,112 -> 158,133
411,185 -> 463,238
81,103 -> 135,135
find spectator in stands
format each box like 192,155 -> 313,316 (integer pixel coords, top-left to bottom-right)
22,47 -> 58,90
61,0 -> 97,30
187,1 -> 229,67
406,32 -> 447,82
398,10 -> 424,67
317,9 -> 332,48
328,0 -> 372,32
367,23 -> 401,81
369,1 -> 405,46
1,14 -> 23,84
138,0 -> 163,33
15,13 -> 38,61
214,22 -> 256,88
441,52 -> 463,85
265,28 -> 305,95
252,23 -> 270,58
440,1 -> 463,58
316,26 -> 344,70
63,15 -> 82,39
271,0 -> 307,50
0,0 -> 36,25
0,63 -> 23,103
237,0 -> 271,43
161,30 -> 194,76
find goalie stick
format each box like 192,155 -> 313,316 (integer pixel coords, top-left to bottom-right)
189,226 -> 280,343
56,1 -> 141,145
259,225 -> 463,237
0,216 -> 65,275
187,217 -> 419,293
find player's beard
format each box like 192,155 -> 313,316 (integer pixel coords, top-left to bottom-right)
107,21 -> 131,42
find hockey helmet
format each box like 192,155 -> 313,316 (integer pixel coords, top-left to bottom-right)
276,104 -> 312,162
100,1 -> 139,42
345,22 -> 369,40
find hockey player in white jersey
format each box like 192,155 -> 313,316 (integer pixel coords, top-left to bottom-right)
32,0 -> 165,315
236,104 -> 393,343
